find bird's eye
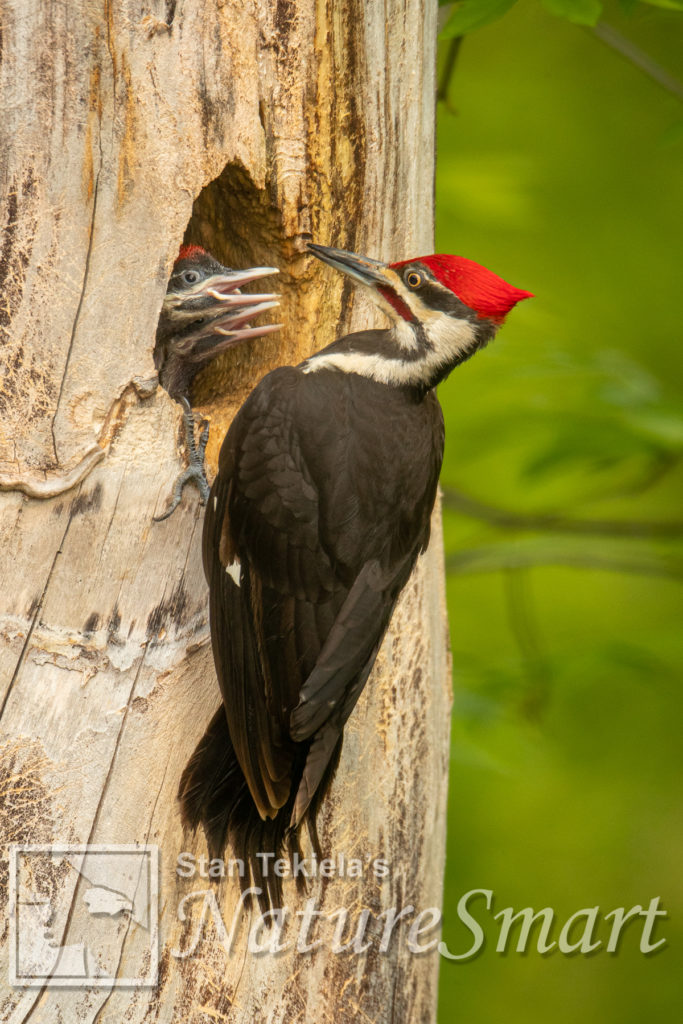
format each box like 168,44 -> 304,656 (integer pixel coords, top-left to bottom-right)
182,269 -> 200,285
405,270 -> 422,288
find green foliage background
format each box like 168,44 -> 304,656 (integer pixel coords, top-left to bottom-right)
435,1 -> 682,1019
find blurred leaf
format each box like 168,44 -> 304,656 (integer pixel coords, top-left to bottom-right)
621,407 -> 683,448
441,348 -> 682,492
439,0 -> 518,38
594,349 -> 661,407
541,0 -> 603,24
542,442 -> 620,483
638,0 -> 683,9
600,640 -> 676,679
521,422 -> 653,480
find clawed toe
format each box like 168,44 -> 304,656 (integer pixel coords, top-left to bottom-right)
154,405 -> 211,521
154,462 -> 210,521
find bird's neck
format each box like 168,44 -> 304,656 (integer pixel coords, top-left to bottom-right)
303,316 -> 494,392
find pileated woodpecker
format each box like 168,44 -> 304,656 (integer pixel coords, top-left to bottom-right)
153,245 -> 281,519
179,243 -> 532,907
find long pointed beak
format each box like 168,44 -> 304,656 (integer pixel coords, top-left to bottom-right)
164,265 -> 282,360
175,303 -> 283,360
166,267 -> 280,314
163,265 -> 282,349
307,243 -> 388,287
191,267 -> 283,353
187,318 -> 283,363
203,289 -> 280,306
192,300 -> 282,359
199,266 -> 280,297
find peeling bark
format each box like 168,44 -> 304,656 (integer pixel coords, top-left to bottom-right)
0,1 -> 449,1020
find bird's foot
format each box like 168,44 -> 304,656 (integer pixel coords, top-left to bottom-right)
154,401 -> 211,522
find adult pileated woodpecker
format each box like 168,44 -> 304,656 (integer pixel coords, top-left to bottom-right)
179,243 -> 532,907
153,245 -> 281,519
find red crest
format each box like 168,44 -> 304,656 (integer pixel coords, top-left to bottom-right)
391,254 -> 533,321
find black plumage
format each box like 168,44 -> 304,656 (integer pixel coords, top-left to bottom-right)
179,354 -> 443,907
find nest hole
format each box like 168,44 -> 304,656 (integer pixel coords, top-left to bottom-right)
181,162 -> 287,411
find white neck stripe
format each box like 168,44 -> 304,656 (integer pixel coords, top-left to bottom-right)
304,315 -> 478,387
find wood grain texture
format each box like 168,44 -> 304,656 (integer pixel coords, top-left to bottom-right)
0,1 -> 450,1020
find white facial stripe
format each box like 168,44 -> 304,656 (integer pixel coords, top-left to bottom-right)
370,289 -> 420,351
366,268 -> 472,349
304,313 -> 476,387
165,274 -> 230,307
422,308 -> 477,363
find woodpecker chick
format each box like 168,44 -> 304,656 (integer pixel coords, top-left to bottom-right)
178,242 -> 532,909
153,245 -> 281,520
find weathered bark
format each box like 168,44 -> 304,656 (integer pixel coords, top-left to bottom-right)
0,1 -> 450,1021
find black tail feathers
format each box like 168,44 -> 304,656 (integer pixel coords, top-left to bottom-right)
178,706 -> 343,912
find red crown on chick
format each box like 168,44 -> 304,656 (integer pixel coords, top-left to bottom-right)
176,244 -> 208,264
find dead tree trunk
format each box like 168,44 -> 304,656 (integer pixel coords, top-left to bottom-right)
0,1 -> 450,1020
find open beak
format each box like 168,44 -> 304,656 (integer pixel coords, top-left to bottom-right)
166,267 -> 283,358
202,266 -> 280,294
307,243 -> 389,288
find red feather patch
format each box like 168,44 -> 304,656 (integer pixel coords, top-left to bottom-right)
176,244 -> 207,264
378,285 -> 415,322
392,254 -> 533,321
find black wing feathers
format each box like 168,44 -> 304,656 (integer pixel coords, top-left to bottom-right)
290,559 -> 404,741
181,364 -> 444,905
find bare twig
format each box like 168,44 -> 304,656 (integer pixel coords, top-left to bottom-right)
502,569 -> 552,721
442,485 -> 683,539
593,22 -> 683,104
437,36 -> 463,111
446,541 -> 683,581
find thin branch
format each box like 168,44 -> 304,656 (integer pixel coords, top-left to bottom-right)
441,485 -> 683,539
437,36 -> 463,111
502,569 -> 552,722
593,21 -> 683,104
446,542 -> 683,581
